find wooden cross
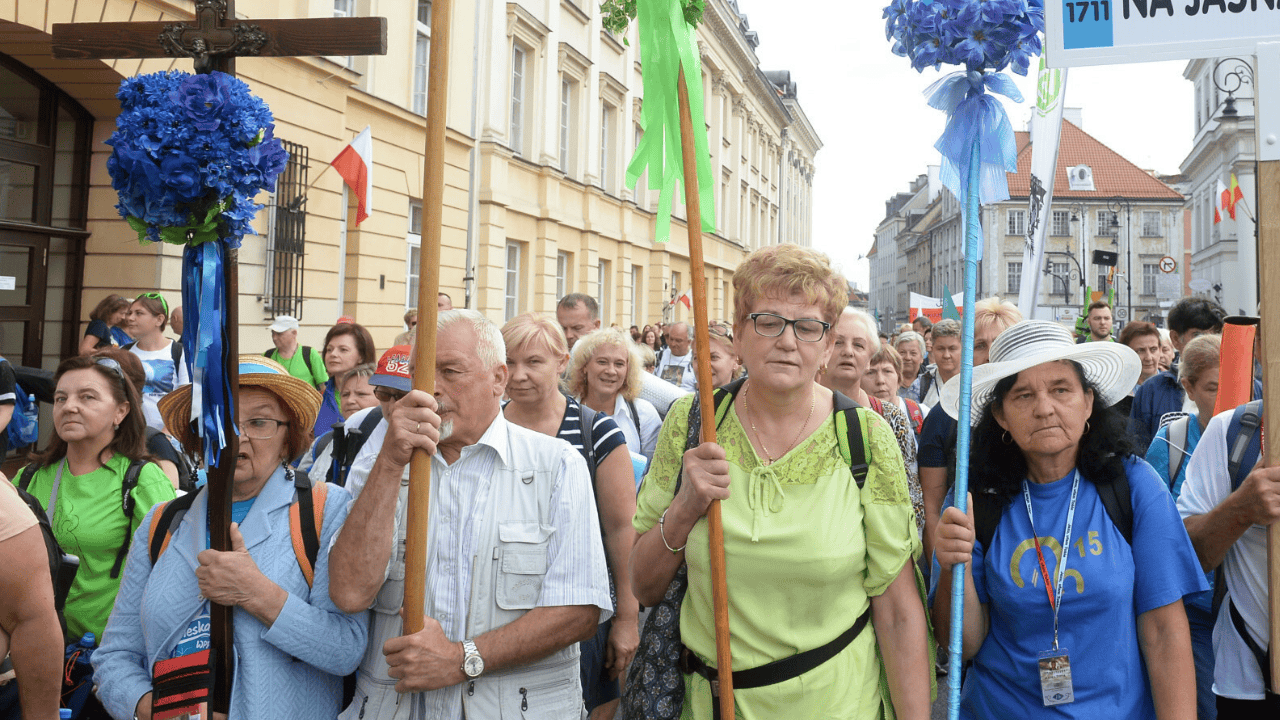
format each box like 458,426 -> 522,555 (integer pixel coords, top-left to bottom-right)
52,1 -> 386,712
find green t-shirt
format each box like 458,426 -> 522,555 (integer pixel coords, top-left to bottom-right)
268,346 -> 329,389
16,455 -> 176,640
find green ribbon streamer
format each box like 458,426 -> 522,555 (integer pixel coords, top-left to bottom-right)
625,0 -> 716,242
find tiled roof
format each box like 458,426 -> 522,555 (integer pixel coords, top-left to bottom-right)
1006,119 -> 1183,201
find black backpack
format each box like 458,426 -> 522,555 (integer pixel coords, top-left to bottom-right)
9,483 -> 78,635
18,459 -> 147,579
972,468 -> 1133,551
314,406 -> 384,487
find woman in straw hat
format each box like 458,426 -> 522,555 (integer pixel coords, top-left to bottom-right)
93,356 -> 367,720
932,320 -> 1206,719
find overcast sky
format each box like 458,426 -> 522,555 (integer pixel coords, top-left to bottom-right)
735,0 -> 1195,290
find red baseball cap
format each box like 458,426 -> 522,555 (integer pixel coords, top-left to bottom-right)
371,345 -> 412,392
336,315 -> 356,325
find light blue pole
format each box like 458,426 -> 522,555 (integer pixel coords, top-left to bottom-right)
946,132 -> 981,718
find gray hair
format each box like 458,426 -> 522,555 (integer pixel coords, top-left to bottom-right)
896,330 -> 926,356
931,318 -> 961,339
842,308 -> 881,353
439,309 -> 505,370
1177,333 -> 1221,387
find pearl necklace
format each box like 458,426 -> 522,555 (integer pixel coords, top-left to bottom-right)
745,380 -> 816,465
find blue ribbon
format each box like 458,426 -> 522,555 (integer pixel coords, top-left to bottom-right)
926,70 -> 1021,255
181,241 -> 233,465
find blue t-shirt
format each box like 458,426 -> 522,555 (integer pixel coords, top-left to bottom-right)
918,402 -> 956,470
314,377 -> 343,439
1145,417 -> 1213,615
958,458 -> 1208,719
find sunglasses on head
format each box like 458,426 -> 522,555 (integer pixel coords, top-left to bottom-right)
136,292 -> 169,317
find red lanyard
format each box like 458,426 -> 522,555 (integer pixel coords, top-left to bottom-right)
1030,535 -> 1056,610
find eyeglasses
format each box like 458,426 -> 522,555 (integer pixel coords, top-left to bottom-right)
374,386 -> 408,403
93,357 -> 125,381
237,417 -> 289,440
709,322 -> 733,342
136,292 -> 169,317
746,313 -> 830,343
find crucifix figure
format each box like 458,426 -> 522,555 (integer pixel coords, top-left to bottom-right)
52,1 -> 386,711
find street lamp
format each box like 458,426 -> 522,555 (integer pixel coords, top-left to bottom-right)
1213,57 -> 1259,310
1108,196 -> 1133,326
1043,248 -> 1084,306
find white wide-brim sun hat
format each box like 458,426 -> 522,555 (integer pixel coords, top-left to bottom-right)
940,320 -> 1141,427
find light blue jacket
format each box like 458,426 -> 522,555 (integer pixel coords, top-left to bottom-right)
93,467 -> 368,720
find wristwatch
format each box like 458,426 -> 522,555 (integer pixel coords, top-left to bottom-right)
462,639 -> 484,678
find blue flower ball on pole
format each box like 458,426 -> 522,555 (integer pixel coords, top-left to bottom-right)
106,70 -> 288,465
882,2 -> 1043,717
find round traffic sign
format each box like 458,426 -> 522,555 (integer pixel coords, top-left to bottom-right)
1159,256 -> 1177,274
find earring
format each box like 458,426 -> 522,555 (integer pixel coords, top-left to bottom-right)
820,364 -> 828,374
1001,430 -> 1013,445
113,423 -> 119,432
1083,420 -> 1091,434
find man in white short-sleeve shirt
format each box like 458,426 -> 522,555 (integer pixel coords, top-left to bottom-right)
1178,403 -> 1280,708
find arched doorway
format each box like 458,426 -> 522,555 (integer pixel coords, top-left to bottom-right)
0,51 -> 92,367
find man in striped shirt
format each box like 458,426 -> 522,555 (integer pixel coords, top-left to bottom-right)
329,309 -> 612,720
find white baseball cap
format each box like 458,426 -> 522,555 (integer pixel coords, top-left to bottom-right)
268,315 -> 299,333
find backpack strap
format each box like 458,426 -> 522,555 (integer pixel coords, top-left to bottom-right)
287,468 -> 325,588
1227,400 -> 1264,490
148,492 -> 200,565
973,491 -> 1010,551
904,399 -> 924,435
111,459 -> 147,579
1166,416 -> 1191,491
577,399 -> 598,487
170,341 -> 183,370
831,391 -> 870,488
16,464 -> 38,492
1229,599 -> 1274,694
672,379 -> 745,495
299,346 -> 321,387
263,349 -> 274,358
1093,472 -> 1133,546
625,398 -> 643,439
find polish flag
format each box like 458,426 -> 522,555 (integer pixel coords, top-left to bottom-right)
1215,178 -> 1227,224
677,288 -> 693,310
332,126 -> 373,225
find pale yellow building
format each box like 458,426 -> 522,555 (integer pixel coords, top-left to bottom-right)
0,0 -> 817,371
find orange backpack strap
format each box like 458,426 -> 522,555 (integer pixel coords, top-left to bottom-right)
288,469 -> 326,588
148,492 -> 197,565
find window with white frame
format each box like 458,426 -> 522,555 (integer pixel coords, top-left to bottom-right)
631,265 -> 642,326
406,202 -> 423,307
413,1 -> 431,115
504,242 -> 522,320
1051,209 -> 1071,236
598,259 -> 611,322
1097,210 -> 1118,236
559,78 -> 575,175
1141,210 -> 1162,237
1007,209 -> 1026,236
1007,260 -> 1022,294
599,102 -> 615,192
555,251 -> 570,300
1098,268 -> 1110,292
510,45 -> 527,156
1143,263 -> 1158,295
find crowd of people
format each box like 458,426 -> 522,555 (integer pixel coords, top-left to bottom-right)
0,250 -> 1276,719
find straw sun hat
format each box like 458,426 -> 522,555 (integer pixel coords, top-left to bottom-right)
159,354 -> 322,455
940,320 -> 1140,427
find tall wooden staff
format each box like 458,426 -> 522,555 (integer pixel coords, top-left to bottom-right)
1258,158 -> 1280,685
676,67 -> 734,720
402,0 -> 453,633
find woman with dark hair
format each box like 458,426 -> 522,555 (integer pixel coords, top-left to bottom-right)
80,294 -> 133,354
92,348 -> 190,492
10,355 -> 175,699
93,356 -> 366,720
641,326 -> 662,354
933,320 -> 1206,719
315,322 -> 376,437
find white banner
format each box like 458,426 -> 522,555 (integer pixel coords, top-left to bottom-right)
1018,60 -> 1069,320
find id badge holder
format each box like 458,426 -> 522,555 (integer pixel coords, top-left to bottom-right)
1037,649 -> 1074,707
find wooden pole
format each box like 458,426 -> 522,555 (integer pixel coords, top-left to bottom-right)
1259,159 -> 1280,687
676,65 -> 733,720
403,0 -> 452,635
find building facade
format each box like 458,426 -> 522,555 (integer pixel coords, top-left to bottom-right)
1180,57 -> 1257,316
869,115 -> 1185,330
0,0 -> 818,371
